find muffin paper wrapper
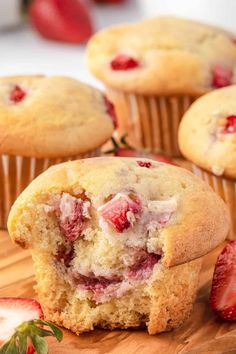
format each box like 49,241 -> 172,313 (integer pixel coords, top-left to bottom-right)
192,164 -> 235,240
107,88 -> 197,157
0,149 -> 100,229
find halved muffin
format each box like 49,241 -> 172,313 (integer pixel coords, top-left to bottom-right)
7,157 -> 229,334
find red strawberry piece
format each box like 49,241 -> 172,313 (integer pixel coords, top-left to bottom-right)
99,193 -> 141,233
104,96 -> 117,128
75,273 -> 121,293
148,153 -> 175,165
111,54 -> 140,71
137,161 -> 152,168
212,65 -> 233,88
55,244 -> 74,267
0,297 -> 43,345
210,241 -> 236,321
10,85 -> 26,103
222,115 -> 236,134
27,345 -> 36,354
58,193 -> 91,241
29,0 -> 93,44
114,148 -> 137,157
127,252 -> 161,280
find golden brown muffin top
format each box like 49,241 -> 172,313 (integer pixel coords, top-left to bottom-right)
87,16 -> 236,95
8,157 -> 229,267
179,85 -> 236,179
0,75 -> 114,158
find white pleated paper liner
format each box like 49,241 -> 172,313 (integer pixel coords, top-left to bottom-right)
192,164 -> 235,240
107,88 -> 197,157
0,149 -> 100,229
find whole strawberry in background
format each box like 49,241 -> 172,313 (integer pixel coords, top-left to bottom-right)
106,135 -> 176,166
29,0 -> 93,43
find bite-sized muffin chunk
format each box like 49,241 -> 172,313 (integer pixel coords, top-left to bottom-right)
8,158 -> 229,334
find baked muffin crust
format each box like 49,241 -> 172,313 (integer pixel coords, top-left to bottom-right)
87,16 -> 236,95
0,76 -> 114,158
179,85 -> 236,179
8,157 -> 229,267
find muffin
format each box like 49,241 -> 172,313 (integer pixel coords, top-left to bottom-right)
87,16 -> 236,156
179,85 -> 236,239
0,75 -> 114,228
7,157 -> 229,335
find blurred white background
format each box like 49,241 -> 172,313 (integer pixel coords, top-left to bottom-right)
1,0 -> 236,88
0,0 -> 141,88
139,0 -> 236,32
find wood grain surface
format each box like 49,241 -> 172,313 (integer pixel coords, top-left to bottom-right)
1,231 -> 236,354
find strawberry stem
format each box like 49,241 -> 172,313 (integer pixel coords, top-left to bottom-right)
106,134 -> 134,154
0,319 -> 63,354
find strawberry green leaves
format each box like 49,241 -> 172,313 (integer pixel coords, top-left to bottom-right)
0,320 -> 63,354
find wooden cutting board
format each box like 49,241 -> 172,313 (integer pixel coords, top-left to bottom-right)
1,231 -> 236,354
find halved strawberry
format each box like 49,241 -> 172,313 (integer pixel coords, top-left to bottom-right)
212,65 -> 233,88
99,193 -> 141,233
10,85 -> 26,103
0,297 -> 43,344
210,241 -> 236,321
222,115 -> 236,134
106,136 -> 175,165
110,54 -> 140,71
29,0 -> 93,43
0,297 -> 63,353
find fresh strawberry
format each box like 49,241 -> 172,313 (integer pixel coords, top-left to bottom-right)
210,241 -> 236,321
222,115 -> 236,134
99,193 -> 141,233
29,0 -> 93,44
0,297 -> 63,354
106,136 -> 175,165
104,96 -> 117,128
57,193 -> 91,241
10,85 -> 26,103
27,346 -> 36,354
0,297 -> 43,344
212,65 -> 233,88
111,54 -> 140,70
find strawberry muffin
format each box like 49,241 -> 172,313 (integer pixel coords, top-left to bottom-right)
179,85 -> 236,239
8,157 -> 229,335
87,16 -> 236,156
0,75 -> 114,229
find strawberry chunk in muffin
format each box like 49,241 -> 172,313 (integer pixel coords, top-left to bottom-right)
57,192 -> 91,241
10,85 -> 26,103
212,65 -> 233,88
222,115 -> 236,134
98,193 -> 141,233
110,54 -> 140,71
